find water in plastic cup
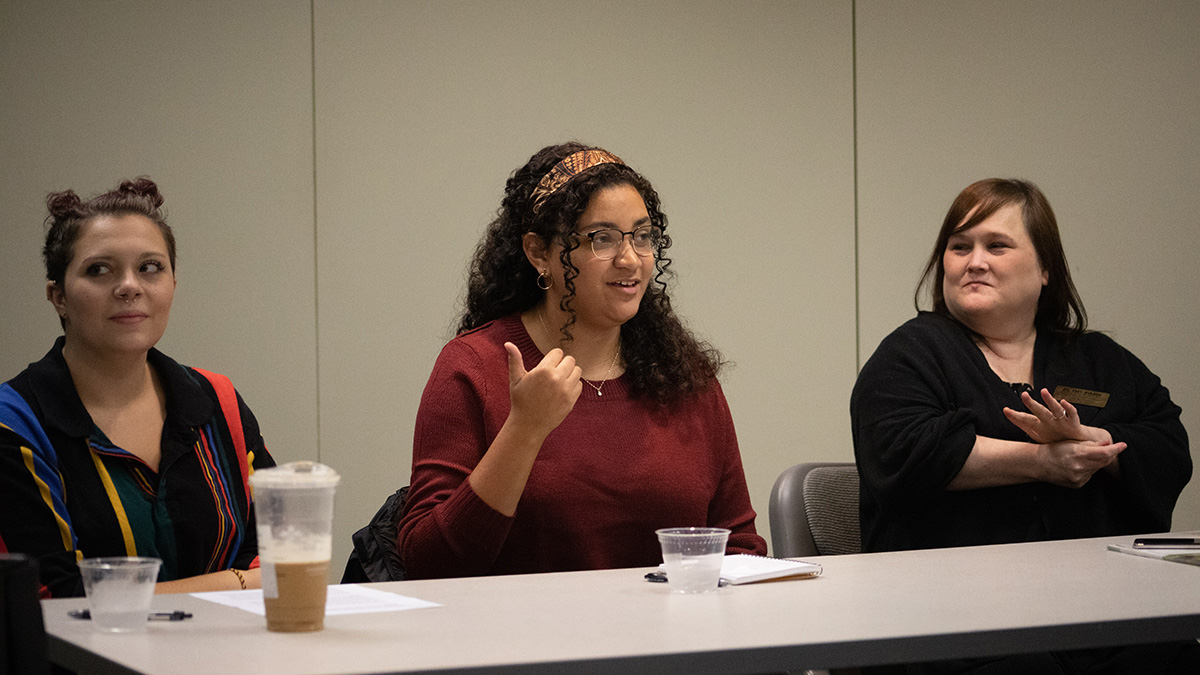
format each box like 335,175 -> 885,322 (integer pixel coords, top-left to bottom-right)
655,527 -> 730,593
250,461 -> 340,632
78,557 -> 161,632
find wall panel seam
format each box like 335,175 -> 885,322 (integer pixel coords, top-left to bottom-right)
310,0 -> 322,462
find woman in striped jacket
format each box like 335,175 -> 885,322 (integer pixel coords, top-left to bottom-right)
0,176 -> 274,597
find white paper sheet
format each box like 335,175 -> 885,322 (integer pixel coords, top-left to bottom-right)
191,584 -> 442,616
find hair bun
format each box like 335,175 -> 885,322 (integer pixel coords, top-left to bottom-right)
118,176 -> 164,208
45,190 -> 83,221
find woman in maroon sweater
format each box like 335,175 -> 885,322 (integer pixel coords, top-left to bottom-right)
397,143 -> 766,579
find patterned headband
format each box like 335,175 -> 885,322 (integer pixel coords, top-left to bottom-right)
530,149 -> 625,214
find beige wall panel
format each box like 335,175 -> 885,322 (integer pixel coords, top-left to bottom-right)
314,0 -> 856,563
7,0 -> 1188,586
856,1 -> 1200,528
0,2 -> 317,459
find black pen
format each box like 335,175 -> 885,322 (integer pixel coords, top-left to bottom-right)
68,609 -> 193,621
1133,537 -> 1200,549
644,572 -> 729,587
149,611 -> 193,621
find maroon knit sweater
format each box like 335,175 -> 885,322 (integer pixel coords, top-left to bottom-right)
397,314 -> 765,579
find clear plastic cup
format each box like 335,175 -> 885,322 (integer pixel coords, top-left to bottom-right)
656,527 -> 730,593
78,557 -> 162,631
250,461 -> 340,632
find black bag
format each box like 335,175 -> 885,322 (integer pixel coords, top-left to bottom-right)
1,553 -> 50,675
340,486 -> 408,583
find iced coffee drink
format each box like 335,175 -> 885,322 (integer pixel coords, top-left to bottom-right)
250,461 -> 340,632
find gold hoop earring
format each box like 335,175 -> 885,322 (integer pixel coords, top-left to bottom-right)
537,270 -> 553,290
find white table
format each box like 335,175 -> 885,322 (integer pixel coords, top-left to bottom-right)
42,534 -> 1200,675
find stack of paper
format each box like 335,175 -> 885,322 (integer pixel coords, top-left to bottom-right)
718,554 -> 823,585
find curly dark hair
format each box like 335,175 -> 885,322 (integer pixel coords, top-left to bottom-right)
43,176 -> 175,287
458,142 -> 723,403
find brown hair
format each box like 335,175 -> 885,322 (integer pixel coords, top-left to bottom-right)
43,176 -> 175,286
915,178 -> 1087,337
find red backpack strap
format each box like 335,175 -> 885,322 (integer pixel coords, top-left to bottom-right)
193,368 -> 251,505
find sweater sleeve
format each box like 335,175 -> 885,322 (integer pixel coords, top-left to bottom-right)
1095,341 -> 1191,531
851,320 -> 980,514
703,385 -> 767,556
396,341 -> 515,579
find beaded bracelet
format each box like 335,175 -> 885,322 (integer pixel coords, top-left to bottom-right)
230,568 -> 247,590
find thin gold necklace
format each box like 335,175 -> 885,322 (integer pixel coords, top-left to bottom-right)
537,309 -> 621,397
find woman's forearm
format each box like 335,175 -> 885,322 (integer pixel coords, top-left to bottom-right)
155,567 -> 261,594
948,435 -> 1125,491
947,436 -> 1042,490
467,416 -> 549,517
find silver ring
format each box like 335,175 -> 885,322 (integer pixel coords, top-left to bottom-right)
1051,411 -> 1067,420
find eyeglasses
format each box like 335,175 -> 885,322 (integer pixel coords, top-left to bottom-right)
584,226 -> 663,260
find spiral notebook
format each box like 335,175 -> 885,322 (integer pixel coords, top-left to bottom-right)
718,554 -> 822,585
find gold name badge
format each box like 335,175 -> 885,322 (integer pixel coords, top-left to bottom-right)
1052,386 -> 1110,408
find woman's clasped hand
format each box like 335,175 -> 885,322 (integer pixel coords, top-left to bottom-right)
1004,387 -> 1126,488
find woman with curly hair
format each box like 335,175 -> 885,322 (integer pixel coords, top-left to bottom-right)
397,142 -> 766,578
0,177 -> 274,597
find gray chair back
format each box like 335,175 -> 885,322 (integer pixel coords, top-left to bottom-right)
769,462 -> 861,558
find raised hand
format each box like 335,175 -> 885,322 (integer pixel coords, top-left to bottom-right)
1003,388 -> 1110,445
505,342 -> 582,438
467,344 -> 584,517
